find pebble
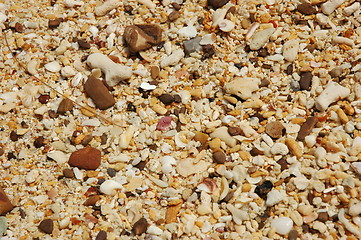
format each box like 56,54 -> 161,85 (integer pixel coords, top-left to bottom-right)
321,0 -> 344,15
183,37 -> 202,55
107,168 -> 117,177
77,39 -> 91,49
288,229 -> 298,240
95,0 -> 122,16
158,94 -> 174,105
160,49 -> 185,68
84,74 -> 115,110
271,217 -> 293,235
168,11 -> 180,22
351,162 -> 361,175
38,219 -> 54,234
282,39 -> 299,62
265,121 -> 285,139
349,202 -> 361,216
150,65 -> 159,79
329,67 -> 343,78
228,126 -> 243,136
297,116 -> 318,141
60,66 -> 76,78
270,143 -> 289,155
255,180 -> 273,199
193,131 -> 209,144
124,24 -> 162,53
83,195 -> 100,206
178,25 -> 197,38
48,18 -> 62,29
14,22 -> 24,33
132,217 -> 148,235
208,0 -> 230,9
218,19 -> 235,32
213,150 -> 226,164
317,212 -> 328,222
249,27 -> 275,50
99,180 -> 123,195
63,168 -> 75,178
57,98 -> 74,115
0,187 -> 14,215
266,189 -> 284,206
95,230 -> 107,240
68,146 -> 101,170
172,2 -> 181,10
224,77 -> 260,100
44,61 -> 61,72
299,71 -> 313,91
156,116 -> 172,131
297,3 -> 317,15
210,126 -> 237,147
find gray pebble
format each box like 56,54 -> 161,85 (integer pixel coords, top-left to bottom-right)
183,37 -> 202,55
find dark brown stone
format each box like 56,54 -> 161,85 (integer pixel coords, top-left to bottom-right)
84,75 -> 115,110
265,121 -> 285,139
34,136 -> 46,148
10,131 -> 19,141
123,24 -> 162,53
158,94 -> 174,105
15,22 -> 24,33
132,217 -> 148,235
77,39 -> 91,49
63,168 -> 75,178
317,212 -> 328,222
38,219 -> 54,234
95,230 -> 107,240
212,151 -> 226,164
228,126 -> 242,136
297,116 -> 318,141
168,11 -> 180,22
208,0 -> 230,9
83,195 -> 100,206
48,18 -> 62,29
38,94 -> 50,104
297,3 -> 317,15
57,98 -> 74,114
68,146 -> 101,170
300,71 -> 312,91
81,135 -> 93,146
171,2 -> 181,10
288,229 -> 299,240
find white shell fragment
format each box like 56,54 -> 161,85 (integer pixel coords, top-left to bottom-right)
44,61 -> 61,72
271,217 -> 293,235
94,0 -> 121,16
160,49 -> 185,68
315,81 -> 350,111
100,180 -> 123,195
321,0 -> 344,15
224,77 -> 260,100
282,39 -> 299,62
218,19 -> 235,32
249,27 -> 275,50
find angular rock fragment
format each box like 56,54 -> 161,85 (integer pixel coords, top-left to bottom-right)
208,0 -> 229,9
132,217 -> 148,235
57,98 -> 74,115
265,121 -> 285,139
0,187 -> 14,215
84,74 -> 115,110
183,37 -> 202,55
297,117 -> 318,141
123,24 -> 162,53
38,219 -> 54,234
224,77 -> 260,100
68,146 -> 101,170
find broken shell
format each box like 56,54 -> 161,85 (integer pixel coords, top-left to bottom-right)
218,19 -> 235,32
175,131 -> 188,148
197,178 -> 217,193
99,180 -> 123,195
219,177 -> 229,201
226,204 -> 248,225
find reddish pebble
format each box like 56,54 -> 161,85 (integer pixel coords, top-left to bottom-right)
156,116 -> 172,131
0,187 -> 14,215
68,146 -> 101,170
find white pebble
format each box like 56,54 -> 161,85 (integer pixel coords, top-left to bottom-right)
61,66 -> 76,78
73,167 -> 83,180
333,36 -> 354,46
137,0 -> 156,9
344,2 -> 360,16
349,136 -> 361,156
25,169 -> 39,183
44,61 -> 61,72
271,217 -> 293,235
249,27 -> 275,50
315,81 -> 350,111
224,77 -> 260,100
282,39 -> 299,62
270,142 -> 289,155
351,162 -> 361,175
210,126 -> 237,147
218,19 -> 235,32
349,202 -> 361,216
178,26 -> 197,38
95,0 -> 121,16
200,34 -> 216,45
100,180 -> 123,195
47,150 -> 68,166
147,225 -> 163,235
266,189 -> 284,206
321,0 -> 344,15
160,49 -> 184,68
63,0 -> 83,8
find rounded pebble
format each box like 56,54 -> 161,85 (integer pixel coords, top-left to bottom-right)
213,151 -> 226,164
288,229 -> 298,240
271,217 -> 293,235
38,219 -> 54,234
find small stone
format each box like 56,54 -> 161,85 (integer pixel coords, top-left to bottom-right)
107,168 -> 117,177
158,94 -> 174,105
202,44 -> 215,59
15,22 -> 24,33
228,126 -> 243,136
183,37 -> 202,55
38,94 -> 50,104
81,135 -> 93,146
68,146 -> 101,170
265,121 -> 285,139
84,74 -> 115,110
208,0 -> 230,9
317,212 -> 328,222
10,131 -> 19,141
297,3 -> 317,15
0,217 -> 6,235
255,180 -> 273,199
297,117 -> 318,141
38,219 -> 54,234
63,168 -> 75,178
83,195 -> 100,206
48,18 -> 62,29
299,71 -> 312,91
150,65 -> 159,79
329,67 -> 343,78
124,24 -> 162,53
57,98 -> 74,114
0,187 -> 14,215
95,230 -> 107,240
213,150 -> 226,164
193,131 -> 208,144
250,27 -> 275,51
165,201 -> 183,224
288,229 -> 299,240
257,48 -> 268,57
77,39 -> 91,49
286,64 -> 293,75
271,217 -> 293,235
172,2 -> 181,10
224,77 -> 260,100
168,11 -> 180,22
156,116 -> 172,131
34,136 -> 46,148
132,217 -> 148,235
44,61 -> 61,72
283,39 -> 299,62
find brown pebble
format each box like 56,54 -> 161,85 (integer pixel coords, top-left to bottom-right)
297,116 -> 318,141
300,71 -> 312,91
228,126 -> 242,136
258,48 -> 268,57
317,212 -> 328,222
132,217 -> 148,235
95,230 -> 107,240
172,2 -> 181,10
286,64 -> 293,75
134,161 -> 146,171
34,136 -> 46,148
168,11 -> 180,22
193,131 -> 208,144
265,121 -> 285,139
150,65 -> 159,79
10,130 -> 19,141
0,187 -> 14,215
288,229 -> 298,240
63,168 -> 75,178
0,147 -> 4,156
260,78 -> 270,87
212,150 -> 226,164
174,94 -> 182,103
100,133 -> 108,145
297,3 -> 316,15
15,22 -> 24,33
208,0 -> 230,9
221,190 -> 234,202
38,219 -> 54,234
277,157 -> 288,171
77,39 -> 91,49
124,24 -> 162,53
124,5 -> 133,14
38,94 -> 50,104
68,146 -> 101,170
158,94 -> 174,105
83,195 -> 100,206
84,74 -> 115,110
81,134 -> 93,146
57,98 -> 74,114
48,18 -> 62,29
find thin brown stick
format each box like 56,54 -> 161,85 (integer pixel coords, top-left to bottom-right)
2,29 -> 118,127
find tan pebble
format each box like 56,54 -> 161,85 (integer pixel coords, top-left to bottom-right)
224,95 -> 238,105
291,118 -> 306,124
150,65 -> 160,79
239,151 -> 251,161
209,138 -> 222,149
228,109 -> 241,116
285,138 -> 303,158
165,201 -> 183,224
336,108 -> 348,124
242,183 -> 252,192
